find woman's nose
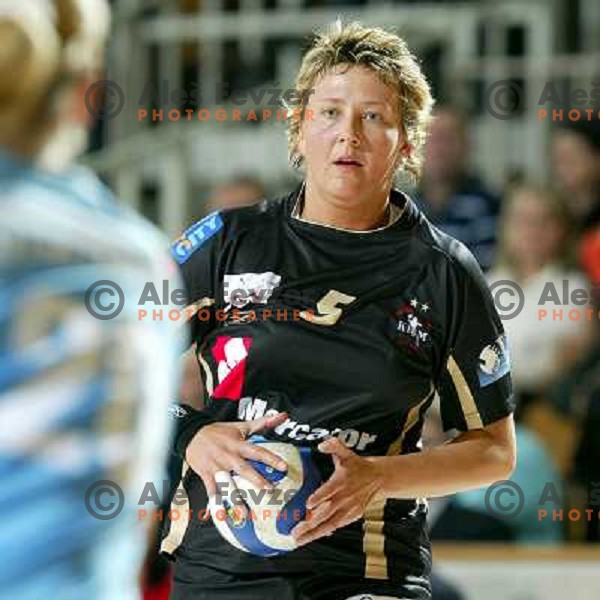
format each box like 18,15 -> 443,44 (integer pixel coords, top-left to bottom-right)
337,132 -> 360,146
336,116 -> 361,146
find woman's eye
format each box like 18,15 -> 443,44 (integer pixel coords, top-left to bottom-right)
363,111 -> 381,121
321,107 -> 338,118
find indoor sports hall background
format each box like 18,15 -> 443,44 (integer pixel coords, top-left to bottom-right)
11,0 -> 600,598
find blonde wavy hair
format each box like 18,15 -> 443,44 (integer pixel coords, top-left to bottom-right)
0,0 -> 110,156
287,20 -> 434,183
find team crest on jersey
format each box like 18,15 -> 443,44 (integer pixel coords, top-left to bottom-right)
223,272 -> 282,309
212,336 -> 253,400
478,334 -> 510,387
171,211 -> 223,265
395,298 -> 432,351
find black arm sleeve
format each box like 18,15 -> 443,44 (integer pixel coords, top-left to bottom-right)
170,210 -> 225,347
437,243 -> 515,432
168,211 -> 226,455
168,403 -> 218,459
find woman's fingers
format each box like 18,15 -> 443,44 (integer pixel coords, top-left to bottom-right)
293,500 -> 337,544
294,504 -> 360,546
232,459 -> 274,490
200,470 -> 218,498
188,416 -> 292,497
240,443 -> 287,472
245,411 -> 288,436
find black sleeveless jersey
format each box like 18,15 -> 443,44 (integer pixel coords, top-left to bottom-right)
162,184 -> 514,587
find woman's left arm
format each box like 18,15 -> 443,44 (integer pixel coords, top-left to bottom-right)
292,414 -> 516,546
374,414 -> 516,499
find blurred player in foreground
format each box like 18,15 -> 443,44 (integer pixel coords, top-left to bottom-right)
206,174 -> 266,211
163,21 -> 516,600
0,1 -> 180,598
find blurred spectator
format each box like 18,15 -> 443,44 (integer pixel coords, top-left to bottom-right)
416,106 -> 500,270
553,122 -> 600,284
488,184 -> 594,412
453,425 -> 564,544
552,346 -> 600,542
551,121 -> 600,233
207,174 -> 265,210
425,400 -> 563,544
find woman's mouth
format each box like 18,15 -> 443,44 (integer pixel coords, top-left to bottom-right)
333,157 -> 364,168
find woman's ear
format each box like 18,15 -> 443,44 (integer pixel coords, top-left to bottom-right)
399,141 -> 413,161
394,141 -> 413,169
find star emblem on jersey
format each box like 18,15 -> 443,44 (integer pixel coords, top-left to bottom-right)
395,299 -> 432,351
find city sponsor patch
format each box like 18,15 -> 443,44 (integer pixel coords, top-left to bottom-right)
395,297 -> 432,351
478,334 -> 511,387
212,336 -> 253,400
223,271 -> 282,309
171,211 -> 223,265
237,397 -> 378,452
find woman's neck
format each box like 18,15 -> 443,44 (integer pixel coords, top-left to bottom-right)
299,181 -> 391,231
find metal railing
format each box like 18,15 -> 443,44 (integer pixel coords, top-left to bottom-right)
84,2 -> 588,233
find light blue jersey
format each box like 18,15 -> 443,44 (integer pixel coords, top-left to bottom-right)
0,151 -> 180,599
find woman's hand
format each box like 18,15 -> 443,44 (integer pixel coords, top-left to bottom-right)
292,437 -> 383,546
185,412 -> 289,497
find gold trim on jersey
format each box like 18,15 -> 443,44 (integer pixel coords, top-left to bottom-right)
363,496 -> 388,579
196,349 -> 214,397
291,182 -> 406,233
363,385 -> 434,579
185,297 -> 215,315
386,385 -> 434,457
160,462 -> 190,555
446,355 -> 483,429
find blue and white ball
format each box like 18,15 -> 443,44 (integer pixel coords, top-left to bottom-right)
209,436 -> 322,556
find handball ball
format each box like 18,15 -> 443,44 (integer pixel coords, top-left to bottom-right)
209,435 -> 322,556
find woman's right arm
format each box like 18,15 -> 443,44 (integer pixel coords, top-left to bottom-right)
169,211 -> 288,495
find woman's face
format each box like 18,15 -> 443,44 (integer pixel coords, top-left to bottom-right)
504,191 -> 564,269
551,131 -> 599,195
297,65 -> 409,204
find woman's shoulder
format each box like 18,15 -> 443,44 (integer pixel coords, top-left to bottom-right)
412,211 -> 486,279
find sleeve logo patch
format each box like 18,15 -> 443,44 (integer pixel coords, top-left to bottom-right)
171,211 -> 223,264
478,334 -> 510,387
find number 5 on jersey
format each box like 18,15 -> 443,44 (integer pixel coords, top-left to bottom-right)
300,290 -> 356,326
